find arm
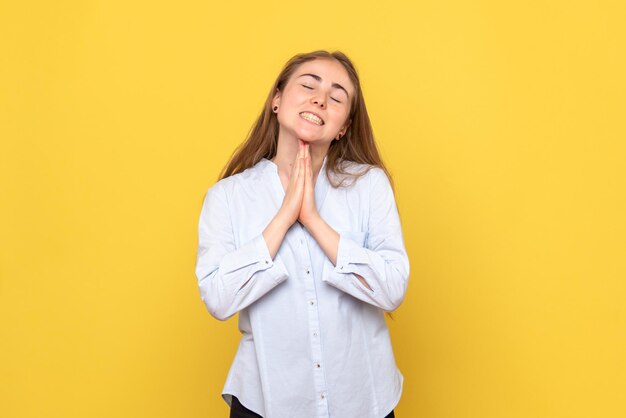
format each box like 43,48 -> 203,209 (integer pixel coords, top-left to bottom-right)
303,217 -> 373,291
195,183 -> 290,321
306,168 -> 410,312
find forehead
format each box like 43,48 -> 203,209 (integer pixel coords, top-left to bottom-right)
291,59 -> 355,94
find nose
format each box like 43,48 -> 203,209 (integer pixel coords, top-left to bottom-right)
312,95 -> 326,108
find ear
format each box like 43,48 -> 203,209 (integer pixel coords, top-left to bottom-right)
343,118 -> 352,133
272,89 -> 281,109
336,118 -> 352,140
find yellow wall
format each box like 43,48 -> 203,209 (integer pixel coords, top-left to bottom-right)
1,1 -> 624,417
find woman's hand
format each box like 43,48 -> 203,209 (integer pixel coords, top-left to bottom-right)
298,142 -> 320,226
262,142 -> 306,259
277,140 -> 306,226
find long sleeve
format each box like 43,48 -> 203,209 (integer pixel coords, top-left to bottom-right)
195,182 -> 289,321
321,168 -> 410,312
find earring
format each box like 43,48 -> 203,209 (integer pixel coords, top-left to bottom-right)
273,106 -> 278,112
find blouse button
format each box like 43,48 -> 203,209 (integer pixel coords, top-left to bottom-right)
315,363 -> 321,368
306,269 -> 310,274
321,393 -> 326,399
309,300 -> 315,306
313,332 -> 318,337
265,260 -> 269,264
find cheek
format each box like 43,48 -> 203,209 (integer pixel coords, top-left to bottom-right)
284,95 -> 305,111
329,109 -> 349,126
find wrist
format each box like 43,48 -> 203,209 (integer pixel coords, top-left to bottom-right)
301,213 -> 323,232
273,212 -> 294,232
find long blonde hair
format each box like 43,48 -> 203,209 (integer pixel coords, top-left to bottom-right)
219,50 -> 400,318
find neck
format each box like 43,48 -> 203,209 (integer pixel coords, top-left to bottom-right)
271,139 -> 328,183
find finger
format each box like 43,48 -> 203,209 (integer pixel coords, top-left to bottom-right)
289,157 -> 301,189
306,156 -> 313,189
291,158 -> 300,184
287,159 -> 296,186
297,156 -> 305,186
301,157 -> 308,205
295,142 -> 303,166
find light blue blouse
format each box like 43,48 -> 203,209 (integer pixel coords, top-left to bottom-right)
195,155 -> 410,418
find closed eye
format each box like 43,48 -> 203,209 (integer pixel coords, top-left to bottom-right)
302,84 -> 342,103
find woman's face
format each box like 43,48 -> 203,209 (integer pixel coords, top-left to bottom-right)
273,58 -> 354,147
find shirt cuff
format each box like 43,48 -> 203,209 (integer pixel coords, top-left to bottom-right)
333,231 -> 370,274
218,233 -> 274,273
237,233 -> 289,290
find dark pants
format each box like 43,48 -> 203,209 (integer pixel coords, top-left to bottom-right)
230,395 -> 395,418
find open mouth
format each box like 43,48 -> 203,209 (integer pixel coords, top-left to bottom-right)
299,112 -> 324,126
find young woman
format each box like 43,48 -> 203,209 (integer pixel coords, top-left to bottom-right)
195,50 -> 410,418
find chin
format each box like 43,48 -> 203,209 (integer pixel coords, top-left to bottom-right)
293,133 -> 315,143
294,126 -> 324,141
298,137 -> 323,145
292,126 -> 331,144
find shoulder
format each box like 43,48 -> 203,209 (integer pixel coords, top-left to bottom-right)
207,159 -> 268,196
334,161 -> 389,189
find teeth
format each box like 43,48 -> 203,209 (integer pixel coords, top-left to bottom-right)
300,112 -> 323,125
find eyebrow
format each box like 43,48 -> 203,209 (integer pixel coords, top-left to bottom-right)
297,73 -> 350,98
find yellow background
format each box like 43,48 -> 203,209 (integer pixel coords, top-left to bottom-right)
1,1 -> 625,417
